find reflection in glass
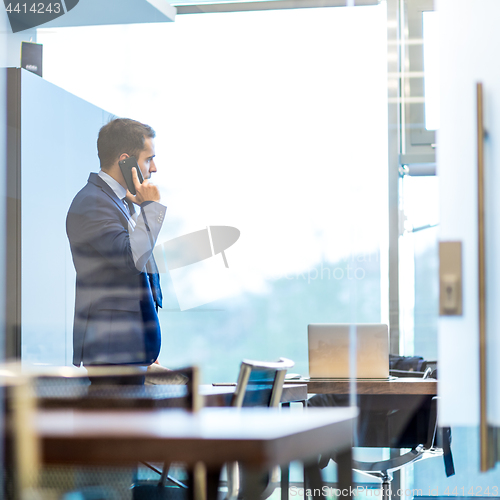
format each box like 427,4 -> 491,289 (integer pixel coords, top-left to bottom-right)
423,11 -> 440,131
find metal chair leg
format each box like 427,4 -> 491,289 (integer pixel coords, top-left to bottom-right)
381,472 -> 392,500
225,462 -> 240,500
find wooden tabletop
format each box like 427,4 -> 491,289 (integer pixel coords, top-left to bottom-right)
285,378 -> 437,395
37,407 -> 357,468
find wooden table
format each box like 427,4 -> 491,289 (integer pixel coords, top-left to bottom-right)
286,378 -> 437,395
36,407 -> 358,500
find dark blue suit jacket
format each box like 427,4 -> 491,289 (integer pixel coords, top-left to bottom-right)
66,173 -> 165,366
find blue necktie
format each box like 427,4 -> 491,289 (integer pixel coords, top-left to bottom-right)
124,198 -> 162,309
148,266 -> 163,309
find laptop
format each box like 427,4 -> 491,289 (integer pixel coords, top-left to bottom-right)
308,324 -> 390,380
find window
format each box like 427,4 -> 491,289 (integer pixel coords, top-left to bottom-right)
35,4 -> 388,381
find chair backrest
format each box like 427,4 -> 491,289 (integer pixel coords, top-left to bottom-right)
389,356 -> 438,379
33,365 -> 201,412
231,357 -> 294,408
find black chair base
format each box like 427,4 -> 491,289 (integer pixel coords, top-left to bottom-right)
132,483 -> 188,500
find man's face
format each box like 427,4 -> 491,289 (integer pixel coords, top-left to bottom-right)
136,137 -> 157,180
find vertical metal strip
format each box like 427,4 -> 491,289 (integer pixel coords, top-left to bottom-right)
477,82 -> 489,472
387,0 -> 401,356
6,68 -> 22,360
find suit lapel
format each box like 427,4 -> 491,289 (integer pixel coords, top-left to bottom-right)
88,173 -> 131,221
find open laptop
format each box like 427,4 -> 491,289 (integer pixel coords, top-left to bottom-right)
308,324 -> 389,380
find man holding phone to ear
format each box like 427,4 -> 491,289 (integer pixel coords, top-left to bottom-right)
66,118 -> 166,378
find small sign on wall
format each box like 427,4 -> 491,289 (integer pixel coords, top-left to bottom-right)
439,241 -> 463,316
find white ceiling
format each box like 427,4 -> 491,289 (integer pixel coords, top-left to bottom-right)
38,0 -> 176,28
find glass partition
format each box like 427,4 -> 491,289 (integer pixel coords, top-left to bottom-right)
399,174 -> 439,359
35,3 -> 389,382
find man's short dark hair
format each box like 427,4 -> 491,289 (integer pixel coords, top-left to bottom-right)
97,118 -> 156,171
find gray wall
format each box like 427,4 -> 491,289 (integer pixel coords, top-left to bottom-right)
15,69 -> 112,365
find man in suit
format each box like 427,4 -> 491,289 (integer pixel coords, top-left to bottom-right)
66,118 -> 166,373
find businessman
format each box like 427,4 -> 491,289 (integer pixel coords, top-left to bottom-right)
66,118 -> 166,372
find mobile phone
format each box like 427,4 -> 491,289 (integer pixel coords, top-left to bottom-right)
118,156 -> 144,195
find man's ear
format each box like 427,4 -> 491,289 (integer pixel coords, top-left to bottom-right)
118,153 -> 130,162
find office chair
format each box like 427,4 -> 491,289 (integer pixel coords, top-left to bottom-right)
352,396 -> 443,500
2,364 -> 151,500
126,366 -> 200,500
36,365 -> 198,410
225,357 -> 295,500
31,365 -> 200,500
308,360 -> 454,500
389,360 -> 437,379
352,363 -> 452,500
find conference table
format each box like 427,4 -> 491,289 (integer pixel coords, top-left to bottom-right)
289,377 -> 437,396
36,406 -> 358,500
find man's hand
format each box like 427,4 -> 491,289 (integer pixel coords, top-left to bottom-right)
126,167 -> 161,205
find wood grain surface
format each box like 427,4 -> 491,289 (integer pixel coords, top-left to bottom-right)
37,407 -> 357,468
285,378 -> 437,395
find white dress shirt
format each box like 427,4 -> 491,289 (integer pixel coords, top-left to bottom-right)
98,170 -> 166,271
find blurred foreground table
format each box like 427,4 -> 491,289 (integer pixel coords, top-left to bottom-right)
36,407 -> 357,500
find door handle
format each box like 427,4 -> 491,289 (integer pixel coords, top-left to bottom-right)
477,82 -> 491,471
